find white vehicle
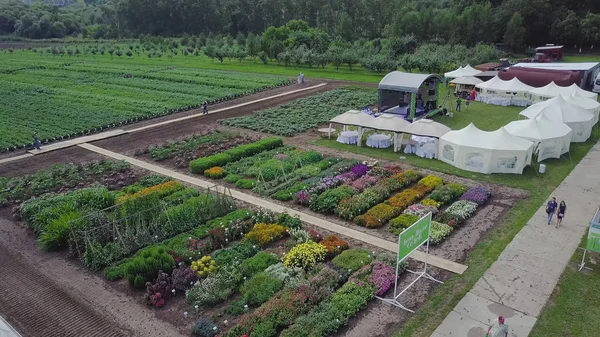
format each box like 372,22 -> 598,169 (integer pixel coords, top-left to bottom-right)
594,72 -> 600,93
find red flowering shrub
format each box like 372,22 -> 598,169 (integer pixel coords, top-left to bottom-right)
307,228 -> 323,242
209,227 -> 228,248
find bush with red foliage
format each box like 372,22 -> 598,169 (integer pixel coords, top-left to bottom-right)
171,266 -> 199,293
320,235 -> 349,257
145,271 -> 173,308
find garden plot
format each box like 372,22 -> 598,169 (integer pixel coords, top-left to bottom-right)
0,53 -> 292,150
219,87 -> 376,136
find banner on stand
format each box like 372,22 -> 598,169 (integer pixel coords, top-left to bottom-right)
586,207 -> 600,253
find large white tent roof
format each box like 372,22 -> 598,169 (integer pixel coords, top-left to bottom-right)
519,95 -> 595,123
444,65 -> 481,78
329,110 -> 410,132
562,93 -> 600,111
529,82 -> 598,100
475,76 -> 533,93
505,113 -> 572,141
401,119 -> 451,138
378,71 -> 443,92
440,123 -> 533,151
450,76 -> 483,86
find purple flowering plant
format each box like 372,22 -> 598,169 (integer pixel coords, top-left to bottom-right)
350,164 -> 370,177
367,262 -> 397,296
459,186 -> 491,206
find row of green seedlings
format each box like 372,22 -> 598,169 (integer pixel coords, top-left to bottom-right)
144,130 -> 244,161
18,175 -> 235,271
0,159 -> 130,207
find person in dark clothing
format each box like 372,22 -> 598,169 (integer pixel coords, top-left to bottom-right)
202,101 -> 208,115
546,197 -> 558,225
32,132 -> 41,150
455,97 -> 461,112
556,201 -> 567,228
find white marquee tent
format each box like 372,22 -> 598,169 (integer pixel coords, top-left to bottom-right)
504,113 -> 572,162
444,65 -> 481,79
475,76 -> 533,106
519,95 -> 596,142
562,92 -> 600,116
438,123 -> 533,174
402,119 -> 451,138
329,110 -> 410,151
529,82 -> 599,103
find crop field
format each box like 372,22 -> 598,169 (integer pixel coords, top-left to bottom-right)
0,51 -> 291,150
220,87 -> 377,135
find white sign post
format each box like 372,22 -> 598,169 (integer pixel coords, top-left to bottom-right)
377,212 -> 443,312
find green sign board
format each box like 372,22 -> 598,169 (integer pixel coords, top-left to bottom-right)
398,213 -> 431,262
587,208 -> 600,253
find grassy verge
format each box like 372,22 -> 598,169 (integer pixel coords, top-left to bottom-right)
529,236 -> 600,337
312,125 -> 599,337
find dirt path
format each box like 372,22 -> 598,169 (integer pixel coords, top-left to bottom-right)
0,242 -> 128,337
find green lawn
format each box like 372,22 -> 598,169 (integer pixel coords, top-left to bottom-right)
313,111 -> 600,337
529,237 -> 600,337
562,54 -> 600,63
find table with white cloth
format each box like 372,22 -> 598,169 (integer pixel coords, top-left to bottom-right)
337,130 -> 359,144
511,98 -> 530,107
409,135 -> 437,159
366,134 -> 392,148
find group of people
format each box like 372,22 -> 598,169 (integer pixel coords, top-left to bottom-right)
546,196 -> 567,228
455,89 -> 477,112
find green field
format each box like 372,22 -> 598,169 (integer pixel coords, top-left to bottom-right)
0,50 -> 291,150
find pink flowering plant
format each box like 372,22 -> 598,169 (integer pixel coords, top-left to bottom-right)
367,262 -> 397,296
350,175 -> 379,192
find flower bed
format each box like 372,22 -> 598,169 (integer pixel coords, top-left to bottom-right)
460,186 -> 491,206
436,200 -> 479,227
428,183 -> 468,205
189,137 -> 284,173
336,170 -> 421,221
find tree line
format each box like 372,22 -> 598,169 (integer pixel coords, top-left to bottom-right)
1,0 -> 599,53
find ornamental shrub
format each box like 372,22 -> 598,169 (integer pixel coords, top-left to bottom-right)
288,228 -> 312,244
309,185 -> 357,214
354,203 -> 399,228
236,178 -> 257,189
191,256 -> 218,278
241,251 -> 279,277
190,153 -> 233,173
124,247 -> 175,289
277,213 -> 301,229
403,204 -> 438,218
241,272 -> 284,306
418,175 -> 444,190
389,214 -> 419,235
460,186 -> 491,206
429,183 -> 468,204
320,235 -> 349,257
244,223 -> 287,246
421,198 -> 442,208
186,266 -> 242,307
212,241 -> 261,266
224,174 -> 242,183
264,263 -> 307,288
191,318 -> 220,337
430,221 -> 453,244
204,166 -> 227,179
171,266 -> 199,292
437,200 -> 478,226
368,262 -> 398,296
331,249 -> 372,272
283,241 -> 328,270
145,271 -> 173,307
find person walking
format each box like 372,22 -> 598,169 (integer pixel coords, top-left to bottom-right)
470,89 -> 476,102
465,95 -> 471,110
202,101 -> 208,115
546,197 -> 558,225
556,200 -> 567,228
32,132 -> 41,150
455,97 -> 462,112
486,316 -> 508,337
300,72 -> 305,83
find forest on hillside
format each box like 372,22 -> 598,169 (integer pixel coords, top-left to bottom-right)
1,0 -> 599,53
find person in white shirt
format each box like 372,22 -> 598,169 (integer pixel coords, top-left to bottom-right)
487,316 -> 509,337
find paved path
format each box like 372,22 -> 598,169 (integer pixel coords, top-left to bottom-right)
78,143 -> 467,275
0,315 -> 22,337
432,141 -> 600,337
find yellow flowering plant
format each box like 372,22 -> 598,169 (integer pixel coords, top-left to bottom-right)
244,223 -> 287,247
191,255 -> 218,278
283,241 -> 328,270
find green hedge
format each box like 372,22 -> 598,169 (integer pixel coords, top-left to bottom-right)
190,137 -> 283,173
